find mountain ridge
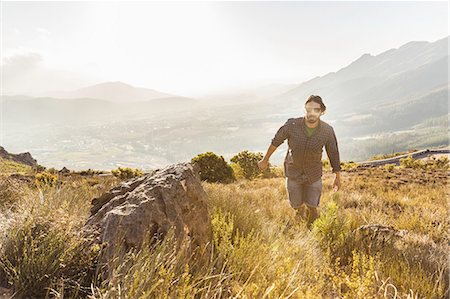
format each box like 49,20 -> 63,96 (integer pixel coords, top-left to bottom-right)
46,81 -> 180,103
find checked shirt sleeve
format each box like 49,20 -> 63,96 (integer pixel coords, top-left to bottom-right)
325,127 -> 341,173
271,119 -> 290,147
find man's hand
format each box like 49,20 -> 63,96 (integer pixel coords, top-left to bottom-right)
258,159 -> 269,171
259,144 -> 277,171
332,173 -> 341,192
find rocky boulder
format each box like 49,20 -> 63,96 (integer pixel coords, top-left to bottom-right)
85,162 -> 211,270
58,166 -> 70,174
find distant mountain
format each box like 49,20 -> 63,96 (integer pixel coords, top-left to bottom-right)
278,36 -> 449,114
46,81 -> 177,103
334,84 -> 449,136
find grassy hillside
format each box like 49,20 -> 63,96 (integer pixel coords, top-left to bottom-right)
0,162 -> 448,298
0,158 -> 34,175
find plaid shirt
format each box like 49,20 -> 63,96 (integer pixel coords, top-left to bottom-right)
271,117 -> 341,182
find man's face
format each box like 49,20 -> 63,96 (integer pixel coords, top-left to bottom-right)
304,101 -> 323,123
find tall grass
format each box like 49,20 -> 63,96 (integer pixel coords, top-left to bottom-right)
0,175 -> 118,297
0,164 -> 448,298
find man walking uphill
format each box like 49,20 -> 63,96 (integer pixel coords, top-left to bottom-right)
258,95 -> 341,227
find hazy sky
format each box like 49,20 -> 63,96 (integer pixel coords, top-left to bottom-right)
2,1 -> 449,97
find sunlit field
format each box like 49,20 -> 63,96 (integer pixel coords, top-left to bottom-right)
0,158 -> 448,298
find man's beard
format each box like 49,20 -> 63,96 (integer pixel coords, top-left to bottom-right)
306,116 -> 318,123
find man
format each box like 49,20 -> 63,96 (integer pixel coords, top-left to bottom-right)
258,95 -> 341,226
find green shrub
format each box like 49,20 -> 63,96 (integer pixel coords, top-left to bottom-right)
399,155 -> 421,169
191,152 -> 235,183
231,150 -> 276,179
230,151 -> 263,180
230,162 -> 244,179
35,172 -> 58,188
312,200 -> 350,260
111,167 -> 144,179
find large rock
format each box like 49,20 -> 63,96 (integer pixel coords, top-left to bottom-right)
85,162 -> 211,268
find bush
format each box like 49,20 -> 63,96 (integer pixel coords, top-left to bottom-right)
111,167 -> 144,179
230,162 -> 245,179
35,172 -> 58,188
312,200 -> 350,260
399,155 -> 421,169
230,151 -> 263,180
231,150 -> 275,179
191,152 -> 235,183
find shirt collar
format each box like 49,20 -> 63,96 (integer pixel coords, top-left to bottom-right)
300,117 -> 321,135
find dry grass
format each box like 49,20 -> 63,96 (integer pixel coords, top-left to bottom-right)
0,161 -> 448,298
0,174 -> 119,297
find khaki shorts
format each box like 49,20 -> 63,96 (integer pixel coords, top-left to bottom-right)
286,176 -> 323,208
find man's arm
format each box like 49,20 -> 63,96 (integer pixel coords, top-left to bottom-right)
325,127 -> 341,191
258,120 -> 290,171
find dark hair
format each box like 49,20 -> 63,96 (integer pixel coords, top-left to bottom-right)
305,95 -> 326,112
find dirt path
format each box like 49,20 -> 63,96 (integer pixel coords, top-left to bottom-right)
356,148 -> 450,167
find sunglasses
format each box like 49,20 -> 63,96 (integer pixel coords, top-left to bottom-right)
304,108 -> 322,113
